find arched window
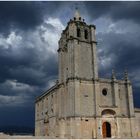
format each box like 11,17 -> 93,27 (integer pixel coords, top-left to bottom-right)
101,109 -> 116,116
84,29 -> 88,39
77,28 -> 81,37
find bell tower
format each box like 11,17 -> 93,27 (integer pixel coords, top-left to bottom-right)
58,9 -> 98,83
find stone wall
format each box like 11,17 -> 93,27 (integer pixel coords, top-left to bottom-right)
35,78 -> 140,138
134,109 -> 140,137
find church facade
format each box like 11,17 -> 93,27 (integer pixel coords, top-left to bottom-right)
35,11 -> 140,138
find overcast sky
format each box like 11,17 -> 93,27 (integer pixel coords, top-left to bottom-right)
0,1 -> 140,131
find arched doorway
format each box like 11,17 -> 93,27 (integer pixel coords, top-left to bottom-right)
102,122 -> 111,138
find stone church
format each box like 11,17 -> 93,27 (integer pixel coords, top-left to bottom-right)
35,10 -> 140,138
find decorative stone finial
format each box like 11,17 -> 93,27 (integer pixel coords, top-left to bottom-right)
56,80 -> 59,85
111,69 -> 116,80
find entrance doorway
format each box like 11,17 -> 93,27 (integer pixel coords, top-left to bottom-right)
102,122 -> 111,138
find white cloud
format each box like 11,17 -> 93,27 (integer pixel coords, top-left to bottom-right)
95,16 -> 140,35
47,79 -> 56,89
98,55 -> 113,70
4,79 -> 34,92
0,94 -> 28,107
46,17 -> 65,31
0,17 -> 64,106
40,17 -> 65,53
6,31 -> 22,46
0,17 -> 64,57
97,45 -> 116,71
94,17 -> 112,34
0,79 -> 37,107
0,31 -> 22,49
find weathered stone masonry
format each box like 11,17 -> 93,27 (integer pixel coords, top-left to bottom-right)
35,10 -> 140,138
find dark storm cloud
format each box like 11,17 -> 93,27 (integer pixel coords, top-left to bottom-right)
0,1 -> 140,35
0,15 -> 59,115
109,2 -> 140,23
0,1 -> 63,35
0,42 -> 58,86
84,1 -> 115,19
0,2 -> 62,130
0,2 -> 41,35
84,1 -> 140,24
84,2 -> 140,83
0,106 -> 34,128
8,54 -> 58,87
97,31 -> 140,73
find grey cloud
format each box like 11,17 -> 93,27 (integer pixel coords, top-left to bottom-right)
0,2 -> 42,35
84,2 -> 140,24
97,31 -> 140,72
109,2 -> 140,23
0,1 -> 63,35
0,1 -> 140,36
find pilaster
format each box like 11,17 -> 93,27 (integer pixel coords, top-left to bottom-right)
94,80 -> 100,116
124,70 -> 135,117
91,42 -> 98,80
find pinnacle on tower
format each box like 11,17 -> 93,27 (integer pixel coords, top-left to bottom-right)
74,7 -> 82,21
111,69 -> 116,80
124,69 -> 129,81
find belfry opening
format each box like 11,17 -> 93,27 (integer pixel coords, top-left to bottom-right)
102,122 -> 111,138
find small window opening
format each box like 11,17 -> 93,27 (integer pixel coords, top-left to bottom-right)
102,89 -> 107,96
77,28 -> 81,37
85,119 -> 88,121
85,29 -> 88,39
84,95 -> 88,97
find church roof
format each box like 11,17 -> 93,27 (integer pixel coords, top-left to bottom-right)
35,83 -> 59,102
135,108 -> 140,112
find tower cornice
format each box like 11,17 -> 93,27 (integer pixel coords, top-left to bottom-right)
66,37 -> 97,44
